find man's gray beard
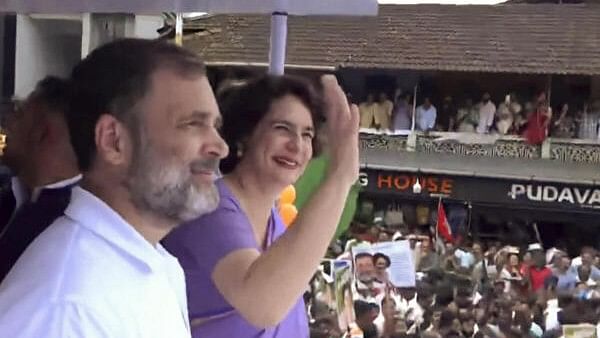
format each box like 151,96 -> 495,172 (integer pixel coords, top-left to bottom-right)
127,143 -> 220,224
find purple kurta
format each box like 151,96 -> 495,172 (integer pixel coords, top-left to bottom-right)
162,180 -> 309,338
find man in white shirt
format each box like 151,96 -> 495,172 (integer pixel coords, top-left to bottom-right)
416,97 -> 437,131
0,39 -> 229,337
476,93 -> 496,134
0,77 -> 81,282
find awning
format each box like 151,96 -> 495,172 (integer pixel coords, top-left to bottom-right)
0,0 -> 378,15
360,148 -> 600,185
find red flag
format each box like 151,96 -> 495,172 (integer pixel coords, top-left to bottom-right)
437,200 -> 453,243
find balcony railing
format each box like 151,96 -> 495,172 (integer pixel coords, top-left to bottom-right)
359,130 -> 600,164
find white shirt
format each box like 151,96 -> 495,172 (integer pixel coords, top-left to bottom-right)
544,299 -> 560,331
416,105 -> 437,131
477,101 -> 496,134
0,187 -> 191,338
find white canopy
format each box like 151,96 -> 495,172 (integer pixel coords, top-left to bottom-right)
0,0 -> 378,15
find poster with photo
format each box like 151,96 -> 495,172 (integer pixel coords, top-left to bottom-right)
352,240 -> 416,288
563,324 -> 597,338
309,259 -> 355,332
333,260 -> 354,331
310,260 -> 336,311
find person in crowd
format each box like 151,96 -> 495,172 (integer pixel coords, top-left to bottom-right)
359,93 -> 377,129
418,238 -> 440,273
454,239 -> 477,272
0,77 -> 80,282
552,253 -> 577,291
392,93 -> 412,131
416,97 -> 437,132
551,103 -> 575,138
527,247 -> 552,293
351,300 -> 379,338
0,39 -> 230,337
576,101 -> 600,140
163,74 -> 359,337
455,98 -> 479,132
476,93 -> 496,134
437,96 -> 456,132
576,264 -> 597,288
374,92 -> 393,130
495,99 -> 513,135
499,253 -> 526,294
523,92 -> 552,145
571,246 -> 600,280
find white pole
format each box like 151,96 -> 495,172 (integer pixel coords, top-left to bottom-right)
269,12 -> 288,75
175,13 -> 183,46
411,84 -> 418,132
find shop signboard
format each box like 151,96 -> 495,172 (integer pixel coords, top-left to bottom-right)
360,169 -> 600,211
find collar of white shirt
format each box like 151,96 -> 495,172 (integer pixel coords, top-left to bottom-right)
64,186 -> 173,273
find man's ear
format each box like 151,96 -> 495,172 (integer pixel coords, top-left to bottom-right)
94,114 -> 133,166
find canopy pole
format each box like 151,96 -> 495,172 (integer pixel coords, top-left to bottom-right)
411,84 -> 418,132
269,11 -> 288,75
175,13 -> 183,46
547,74 -> 553,106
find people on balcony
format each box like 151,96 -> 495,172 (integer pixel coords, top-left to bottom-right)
576,100 -> 600,140
495,100 -> 513,135
455,98 -> 479,133
359,93 -> 377,129
392,93 -> 412,131
357,87 -> 600,144
551,103 -> 576,138
476,93 -> 496,134
437,96 -> 456,132
374,93 -> 393,131
416,97 -> 437,132
523,92 -> 552,145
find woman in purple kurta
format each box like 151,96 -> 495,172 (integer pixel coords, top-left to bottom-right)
163,74 -> 359,338
163,180 -> 308,337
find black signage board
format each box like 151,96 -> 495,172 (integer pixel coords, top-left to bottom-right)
359,169 -> 600,212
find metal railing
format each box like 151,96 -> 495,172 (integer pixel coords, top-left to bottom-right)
360,130 -> 600,164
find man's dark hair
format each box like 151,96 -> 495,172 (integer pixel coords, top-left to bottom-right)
439,309 -> 457,329
217,74 -> 323,174
31,76 -> 72,114
353,300 -> 372,319
372,253 -> 391,268
68,38 -> 206,171
355,252 -> 374,261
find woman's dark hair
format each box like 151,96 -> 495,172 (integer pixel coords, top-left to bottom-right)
217,74 -> 323,174
373,253 -> 391,268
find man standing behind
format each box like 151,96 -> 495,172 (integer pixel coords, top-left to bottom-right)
359,94 -> 377,129
0,77 -> 80,282
0,39 -> 228,337
476,93 -> 496,134
374,92 -> 393,130
416,97 -> 437,132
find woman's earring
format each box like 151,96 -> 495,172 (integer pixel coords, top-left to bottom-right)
236,143 -> 244,158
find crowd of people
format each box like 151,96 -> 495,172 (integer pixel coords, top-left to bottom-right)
0,36 -> 599,338
358,89 -> 600,144
307,220 -> 600,338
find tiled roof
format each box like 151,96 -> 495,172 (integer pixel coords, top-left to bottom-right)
184,4 -> 600,75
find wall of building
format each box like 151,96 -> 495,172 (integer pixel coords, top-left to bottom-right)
15,14 -> 162,98
591,76 -> 600,102
15,15 -> 82,98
